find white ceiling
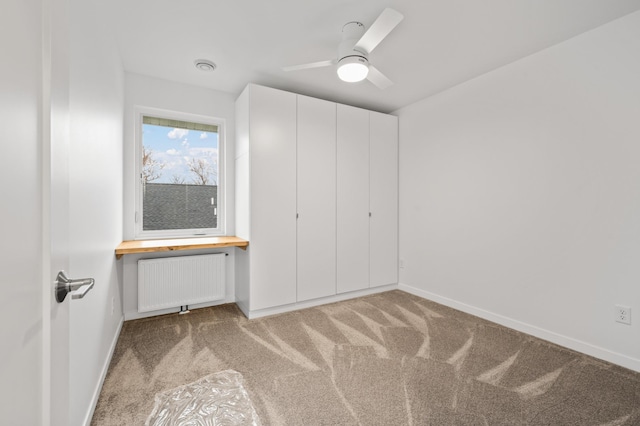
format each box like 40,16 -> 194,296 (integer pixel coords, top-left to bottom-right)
107,0 -> 640,113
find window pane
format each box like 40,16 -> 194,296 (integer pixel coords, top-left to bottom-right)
141,117 -> 219,232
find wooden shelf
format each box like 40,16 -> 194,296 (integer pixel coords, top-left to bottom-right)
115,236 -> 248,259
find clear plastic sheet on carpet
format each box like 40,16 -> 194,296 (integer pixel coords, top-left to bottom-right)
146,369 -> 261,426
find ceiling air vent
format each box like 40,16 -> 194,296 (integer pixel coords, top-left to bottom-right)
194,59 -> 217,72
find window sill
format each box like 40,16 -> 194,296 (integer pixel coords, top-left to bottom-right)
115,236 -> 248,259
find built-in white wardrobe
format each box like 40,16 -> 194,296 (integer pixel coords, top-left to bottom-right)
235,84 -> 398,318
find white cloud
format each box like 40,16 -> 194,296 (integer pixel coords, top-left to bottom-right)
166,149 -> 180,155
168,128 -> 188,139
200,132 -> 208,139
165,160 -> 182,171
181,140 -> 190,149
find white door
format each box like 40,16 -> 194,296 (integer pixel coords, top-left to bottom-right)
297,95 -> 337,302
370,112 -> 399,287
0,1 -> 72,425
249,85 -> 298,310
337,104 -> 370,293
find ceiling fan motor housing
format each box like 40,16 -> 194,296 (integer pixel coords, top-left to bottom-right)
339,21 -> 368,61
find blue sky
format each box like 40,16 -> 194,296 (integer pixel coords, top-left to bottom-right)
143,124 -> 219,184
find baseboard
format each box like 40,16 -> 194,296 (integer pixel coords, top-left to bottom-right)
245,284 -> 399,319
82,315 -> 124,426
398,283 -> 640,373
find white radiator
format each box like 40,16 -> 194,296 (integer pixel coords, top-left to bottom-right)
138,253 -> 226,313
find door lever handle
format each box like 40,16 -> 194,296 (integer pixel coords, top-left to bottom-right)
55,271 -> 95,303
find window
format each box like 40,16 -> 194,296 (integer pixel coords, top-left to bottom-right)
135,107 -> 225,239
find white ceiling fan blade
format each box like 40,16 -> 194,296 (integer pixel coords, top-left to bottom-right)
354,8 -> 404,54
283,59 -> 336,72
367,65 -> 394,90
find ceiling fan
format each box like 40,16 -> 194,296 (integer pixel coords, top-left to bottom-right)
283,8 -> 404,89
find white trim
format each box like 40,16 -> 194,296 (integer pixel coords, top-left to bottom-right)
398,283 -> 640,373
242,284 -> 398,319
133,105 -> 227,240
81,316 -> 124,426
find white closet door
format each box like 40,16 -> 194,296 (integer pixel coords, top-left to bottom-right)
249,85 -> 297,310
297,95 -> 337,301
370,112 -> 399,287
337,104 -> 370,293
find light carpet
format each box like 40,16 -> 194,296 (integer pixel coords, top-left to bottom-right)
91,290 -> 640,425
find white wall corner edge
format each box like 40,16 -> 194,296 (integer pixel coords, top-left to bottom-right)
81,316 -> 124,426
398,283 -> 640,373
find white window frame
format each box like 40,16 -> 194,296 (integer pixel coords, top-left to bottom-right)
134,106 -> 226,239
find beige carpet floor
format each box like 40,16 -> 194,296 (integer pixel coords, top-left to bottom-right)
91,290 -> 640,425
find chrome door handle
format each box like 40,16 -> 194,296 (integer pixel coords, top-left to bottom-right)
55,271 -> 95,303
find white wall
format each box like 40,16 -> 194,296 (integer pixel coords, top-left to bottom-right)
68,0 -> 124,424
0,1 -> 44,423
123,73 -> 237,240
397,11 -> 640,371
122,74 -> 238,319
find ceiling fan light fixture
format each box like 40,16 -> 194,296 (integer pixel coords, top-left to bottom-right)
337,56 -> 369,83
